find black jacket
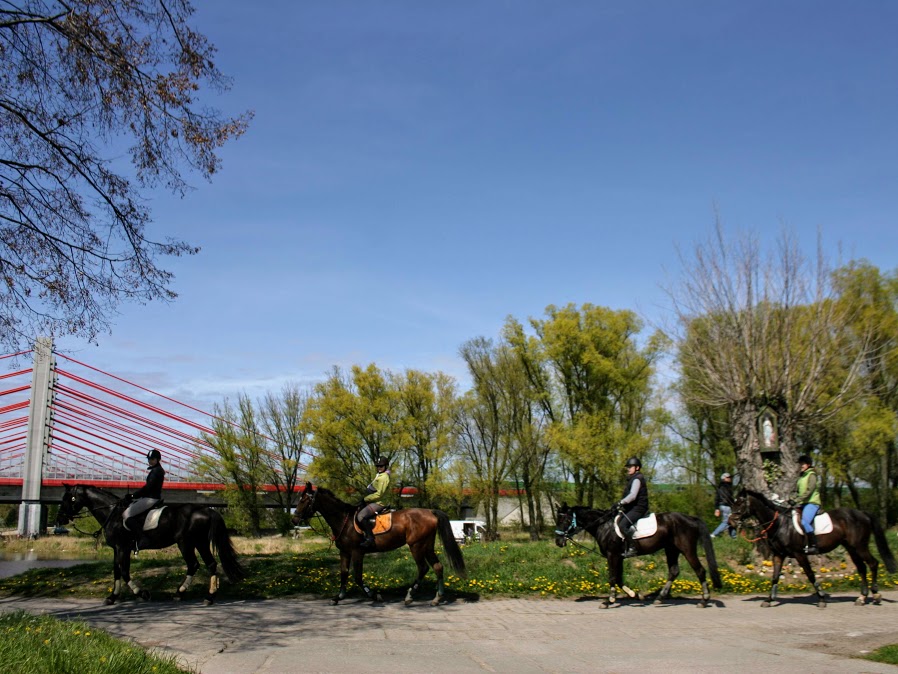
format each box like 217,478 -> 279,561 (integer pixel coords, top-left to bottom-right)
715,481 -> 734,508
621,472 -> 649,513
133,464 -> 165,500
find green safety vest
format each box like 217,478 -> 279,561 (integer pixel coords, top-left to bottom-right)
797,468 -> 821,506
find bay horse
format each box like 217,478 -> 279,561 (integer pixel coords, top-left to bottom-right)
554,503 -> 722,608
56,484 -> 246,605
730,489 -> 897,608
291,482 -> 467,605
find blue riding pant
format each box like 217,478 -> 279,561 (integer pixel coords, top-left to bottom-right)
800,504 -> 819,534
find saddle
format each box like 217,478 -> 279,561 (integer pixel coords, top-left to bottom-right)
613,513 -> 658,540
790,509 -> 833,535
353,510 -> 394,536
124,500 -> 166,533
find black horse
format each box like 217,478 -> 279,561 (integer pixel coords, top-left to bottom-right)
730,489 -> 897,608
56,484 -> 246,605
555,503 -> 722,608
292,483 -> 466,606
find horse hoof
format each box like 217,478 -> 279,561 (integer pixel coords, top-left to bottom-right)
173,592 -> 183,602
104,596 -> 116,606
653,599 -> 663,606
873,593 -> 882,605
404,598 -> 413,606
817,601 -> 827,609
430,598 -> 440,607
331,599 -> 340,606
138,590 -> 151,602
203,598 -> 214,606
599,602 -> 610,609
761,601 -> 771,608
855,597 -> 867,606
696,600 -> 707,608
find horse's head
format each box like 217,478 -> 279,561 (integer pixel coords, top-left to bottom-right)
291,482 -> 317,525
554,503 -> 580,548
56,484 -> 87,525
729,489 -> 778,530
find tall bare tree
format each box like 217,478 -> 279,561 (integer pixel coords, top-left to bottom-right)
667,224 -> 869,494
1,1 -> 251,350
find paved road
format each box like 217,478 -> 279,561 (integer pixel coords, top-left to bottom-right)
2,591 -> 897,673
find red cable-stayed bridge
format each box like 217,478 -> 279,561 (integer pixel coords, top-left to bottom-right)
0,340 -> 311,534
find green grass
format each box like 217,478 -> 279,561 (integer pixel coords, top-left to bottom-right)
1,526 -> 896,603
0,611 -> 191,673
864,644 -> 898,665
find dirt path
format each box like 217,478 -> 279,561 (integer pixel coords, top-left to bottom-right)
3,591 -> 897,673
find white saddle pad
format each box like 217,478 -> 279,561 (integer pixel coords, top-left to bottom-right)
614,512 -> 658,540
791,510 -> 833,535
143,506 -> 166,532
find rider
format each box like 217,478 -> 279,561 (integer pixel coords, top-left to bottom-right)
795,454 -> 821,554
357,456 -> 390,548
617,456 -> 649,558
123,449 -> 165,529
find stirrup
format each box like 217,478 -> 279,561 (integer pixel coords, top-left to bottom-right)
622,546 -> 638,558
803,545 -> 818,554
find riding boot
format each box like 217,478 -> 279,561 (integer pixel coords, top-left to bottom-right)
359,518 -> 375,549
803,531 -> 819,555
621,526 -> 638,558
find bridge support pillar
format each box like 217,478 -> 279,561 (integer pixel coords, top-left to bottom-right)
17,337 -> 56,538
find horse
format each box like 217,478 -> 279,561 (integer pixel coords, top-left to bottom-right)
729,489 -> 897,608
554,503 -> 722,608
56,484 -> 246,605
291,482 -> 467,606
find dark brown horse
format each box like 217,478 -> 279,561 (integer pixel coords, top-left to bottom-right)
291,482 -> 467,605
730,489 -> 897,607
555,503 -> 722,608
56,484 -> 246,605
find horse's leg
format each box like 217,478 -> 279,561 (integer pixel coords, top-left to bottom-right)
352,551 -> 378,602
681,538 -> 711,608
654,546 -> 680,605
195,538 -> 220,606
404,543 -> 429,606
174,541 -> 202,603
846,546 -> 875,606
120,546 -> 150,601
106,549 -> 124,605
601,555 -> 622,608
762,555 -> 784,607
795,553 -> 827,608
333,551 -> 350,604
424,547 -> 445,607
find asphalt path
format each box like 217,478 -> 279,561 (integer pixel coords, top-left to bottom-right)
3,591 -> 898,673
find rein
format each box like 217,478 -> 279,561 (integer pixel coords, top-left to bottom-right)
555,510 -> 611,557
739,508 -> 780,543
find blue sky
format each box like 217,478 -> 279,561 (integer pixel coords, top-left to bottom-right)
54,1 -> 898,416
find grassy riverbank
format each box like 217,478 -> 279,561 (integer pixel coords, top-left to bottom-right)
3,528 -> 897,602
0,611 -> 192,673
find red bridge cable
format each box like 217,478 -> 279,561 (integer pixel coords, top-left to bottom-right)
53,383 -> 213,450
0,350 -> 33,361
0,368 -> 32,380
54,368 -> 216,434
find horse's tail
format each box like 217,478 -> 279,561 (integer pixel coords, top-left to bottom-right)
433,510 -> 468,579
698,517 -> 723,589
209,508 -> 247,583
868,512 -> 898,574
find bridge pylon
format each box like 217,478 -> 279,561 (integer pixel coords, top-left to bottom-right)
17,337 -> 56,537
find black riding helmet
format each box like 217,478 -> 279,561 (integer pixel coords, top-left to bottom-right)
625,456 -> 641,469
147,449 -> 162,462
797,454 -> 813,466
373,456 -> 388,468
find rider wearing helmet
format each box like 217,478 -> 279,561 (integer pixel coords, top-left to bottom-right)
357,456 -> 391,549
796,454 -> 821,554
617,456 -> 649,558
123,449 -> 166,527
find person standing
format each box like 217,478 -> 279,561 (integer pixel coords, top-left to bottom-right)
796,454 -> 821,554
357,456 -> 390,548
711,472 -> 736,538
617,456 -> 649,558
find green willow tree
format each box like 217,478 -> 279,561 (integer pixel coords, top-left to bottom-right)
506,304 -> 663,506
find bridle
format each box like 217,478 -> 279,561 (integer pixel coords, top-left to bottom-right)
732,497 -> 781,543
58,489 -> 121,541
555,509 -> 615,556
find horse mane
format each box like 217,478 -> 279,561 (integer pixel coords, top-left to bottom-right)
313,486 -> 356,513
740,488 -> 784,512
74,483 -> 121,501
